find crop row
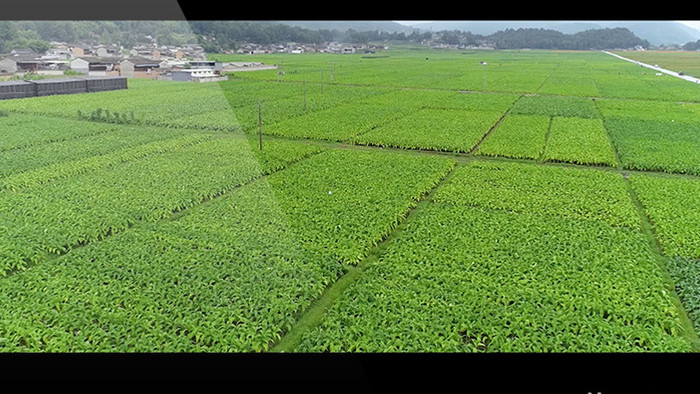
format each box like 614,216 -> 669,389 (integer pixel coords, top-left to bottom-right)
225,50 -> 700,101
0,119 -> 194,179
629,172 -> 700,340
1,132 -> 212,191
0,79 -> 387,133
0,113 -> 130,153
260,101 -> 413,142
264,149 -> 456,265
594,73 -> 700,102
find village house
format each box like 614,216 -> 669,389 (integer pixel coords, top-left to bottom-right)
0,57 -> 19,75
119,57 -> 162,78
70,56 -> 122,76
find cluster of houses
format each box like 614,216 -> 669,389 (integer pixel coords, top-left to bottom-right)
0,43 -> 232,82
229,42 -> 387,55
1,41 -> 390,84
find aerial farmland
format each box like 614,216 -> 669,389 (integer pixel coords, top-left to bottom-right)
1,47 -> 700,362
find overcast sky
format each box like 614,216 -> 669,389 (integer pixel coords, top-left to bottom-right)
678,21 -> 700,31
395,21 -> 700,32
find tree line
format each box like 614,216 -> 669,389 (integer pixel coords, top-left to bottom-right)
0,20 -> 664,54
189,23 -> 651,51
188,23 -> 652,51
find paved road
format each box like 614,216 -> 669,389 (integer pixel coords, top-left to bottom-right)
603,50 -> 700,84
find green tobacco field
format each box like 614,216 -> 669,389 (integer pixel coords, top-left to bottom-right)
2,48 -> 700,353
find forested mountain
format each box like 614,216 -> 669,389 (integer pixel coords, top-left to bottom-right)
486,27 -> 649,50
398,21 -> 700,46
0,21 -> 195,53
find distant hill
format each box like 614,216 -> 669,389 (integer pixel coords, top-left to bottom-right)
275,21 -> 417,34
275,20 -> 700,46
394,21 -> 700,46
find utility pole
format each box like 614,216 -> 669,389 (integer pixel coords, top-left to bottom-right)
258,99 -> 262,151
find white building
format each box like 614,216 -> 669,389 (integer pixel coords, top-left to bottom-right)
170,68 -> 228,82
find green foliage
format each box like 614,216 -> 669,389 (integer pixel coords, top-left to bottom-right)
3,48 -> 700,353
543,117 -> 617,166
0,133 -> 211,191
511,94 -> 601,118
605,117 -> 700,175
665,257 -> 700,335
433,160 -> 640,229
0,179 -> 344,352
475,114 -> 549,159
265,149 -> 455,265
262,101 -> 412,142
297,169 -> 688,352
629,173 -> 700,259
356,108 -> 504,152
0,114 -> 118,152
0,135 -> 321,276
0,147 -> 452,351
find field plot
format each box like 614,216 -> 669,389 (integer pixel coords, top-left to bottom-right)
0,113 -> 131,152
543,117 -> 617,166
2,47 -> 700,354
260,100 -> 412,142
297,162 -> 689,352
0,122 -> 188,179
510,94 -> 601,118
629,173 -> 700,260
595,72 -> 700,102
0,129 -> 322,276
475,114 -> 549,159
610,50 -> 700,79
0,148 -> 453,351
605,117 -> 700,175
356,108 -> 504,152
630,172 -> 700,344
666,257 -> 700,335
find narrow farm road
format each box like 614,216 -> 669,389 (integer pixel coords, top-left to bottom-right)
603,50 -> 700,84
